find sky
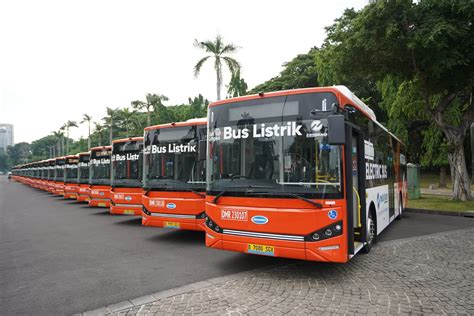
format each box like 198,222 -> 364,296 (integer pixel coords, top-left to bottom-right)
0,0 -> 367,144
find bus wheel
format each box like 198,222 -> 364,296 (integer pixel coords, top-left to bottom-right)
362,209 -> 376,253
396,193 -> 403,220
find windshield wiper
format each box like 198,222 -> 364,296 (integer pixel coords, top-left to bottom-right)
211,185 -> 278,204
213,191 -> 226,204
246,192 -> 323,208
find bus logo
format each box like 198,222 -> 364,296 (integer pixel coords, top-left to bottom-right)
251,215 -> 269,225
311,120 -> 323,132
125,196 -> 132,201
328,210 -> 338,220
166,203 -> 176,209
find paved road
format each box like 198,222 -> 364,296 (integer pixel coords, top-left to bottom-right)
114,227 -> 474,315
1,176 -> 473,315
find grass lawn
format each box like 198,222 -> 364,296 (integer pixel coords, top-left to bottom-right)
408,195 -> 474,212
419,172 -> 474,190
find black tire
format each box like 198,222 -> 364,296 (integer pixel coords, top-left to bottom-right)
396,192 -> 403,220
362,208 -> 376,254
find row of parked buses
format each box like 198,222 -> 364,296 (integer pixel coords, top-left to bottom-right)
10,86 -> 407,263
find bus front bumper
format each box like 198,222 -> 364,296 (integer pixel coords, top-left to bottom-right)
141,207 -> 206,231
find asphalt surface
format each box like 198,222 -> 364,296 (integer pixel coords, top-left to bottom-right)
1,176 -> 473,315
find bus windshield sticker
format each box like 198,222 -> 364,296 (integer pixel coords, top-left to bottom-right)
364,140 -> 375,161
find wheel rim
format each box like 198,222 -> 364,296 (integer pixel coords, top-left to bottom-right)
367,214 -> 375,245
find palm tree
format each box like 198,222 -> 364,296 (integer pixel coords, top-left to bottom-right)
64,120 -> 78,155
59,125 -> 66,156
194,35 -> 240,100
93,122 -> 105,146
118,108 -> 138,137
81,114 -> 93,149
132,93 -> 169,126
52,130 -> 64,156
103,107 -> 120,144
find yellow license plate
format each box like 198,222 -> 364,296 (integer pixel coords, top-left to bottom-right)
247,243 -> 275,256
98,203 -> 106,207
164,221 -> 180,229
123,210 -> 135,215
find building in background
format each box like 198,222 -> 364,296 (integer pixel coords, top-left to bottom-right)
0,124 -> 14,152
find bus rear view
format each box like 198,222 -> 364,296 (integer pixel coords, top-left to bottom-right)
89,146 -> 112,207
110,137 -> 144,215
142,118 -> 207,230
205,86 -> 406,263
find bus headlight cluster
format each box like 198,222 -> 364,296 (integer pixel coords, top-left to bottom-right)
305,221 -> 343,242
205,215 -> 222,233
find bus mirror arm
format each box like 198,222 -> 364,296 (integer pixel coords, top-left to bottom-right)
327,115 -> 346,145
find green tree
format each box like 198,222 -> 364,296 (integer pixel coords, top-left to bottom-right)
7,143 -> 31,165
188,94 -> 209,118
93,122 -> 105,146
194,35 -> 240,100
318,1 -> 473,200
103,107 -> 120,144
118,108 -> 138,137
226,69 -> 248,98
64,120 -> 78,155
251,47 -> 319,94
81,114 -> 93,150
53,130 -> 64,156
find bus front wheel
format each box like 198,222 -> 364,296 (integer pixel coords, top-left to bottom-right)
362,208 -> 376,254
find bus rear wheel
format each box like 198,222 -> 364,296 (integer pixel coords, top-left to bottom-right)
362,209 -> 376,253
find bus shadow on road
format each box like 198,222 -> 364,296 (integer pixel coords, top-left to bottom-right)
114,217 -> 142,226
147,230 -> 205,245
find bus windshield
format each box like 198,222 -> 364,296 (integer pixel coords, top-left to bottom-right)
207,92 -> 342,198
143,125 -> 206,191
65,157 -> 79,183
111,140 -> 143,188
78,155 -> 90,184
90,149 -> 111,185
55,159 -> 66,181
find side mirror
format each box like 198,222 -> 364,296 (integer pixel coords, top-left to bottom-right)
327,115 -> 345,145
198,140 -> 207,161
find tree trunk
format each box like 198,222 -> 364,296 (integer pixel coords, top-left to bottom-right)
66,129 -> 69,155
147,110 -> 151,127
447,140 -> 471,201
61,138 -> 64,156
109,119 -> 113,145
216,67 -> 222,101
439,166 -> 447,188
88,123 -> 91,150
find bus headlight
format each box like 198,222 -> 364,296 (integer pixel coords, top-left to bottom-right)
305,221 -> 343,242
205,215 -> 222,233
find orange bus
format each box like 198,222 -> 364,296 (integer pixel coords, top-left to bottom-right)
204,86 -> 407,263
76,152 -> 91,202
64,155 -> 80,199
110,137 -> 144,215
88,146 -> 112,207
53,157 -> 66,196
46,159 -> 56,193
142,118 -> 207,230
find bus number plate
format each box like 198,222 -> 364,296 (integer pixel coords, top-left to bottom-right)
247,243 -> 275,256
164,221 -> 180,229
221,209 -> 248,221
123,210 -> 135,215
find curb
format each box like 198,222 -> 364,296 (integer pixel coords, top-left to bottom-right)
78,265 -> 278,316
405,208 -> 474,218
